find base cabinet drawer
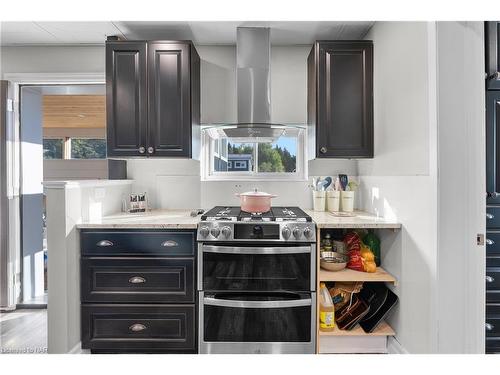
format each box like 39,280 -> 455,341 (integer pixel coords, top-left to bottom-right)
81,304 -> 196,353
81,258 -> 195,303
81,230 -> 195,257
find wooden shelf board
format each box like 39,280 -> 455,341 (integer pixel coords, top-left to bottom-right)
319,266 -> 397,284
319,321 -> 395,337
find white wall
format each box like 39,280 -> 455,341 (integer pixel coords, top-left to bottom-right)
359,21 -> 439,353
435,21 -> 485,354
1,46 -> 105,75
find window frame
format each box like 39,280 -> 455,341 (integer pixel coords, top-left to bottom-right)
201,127 -> 307,181
42,136 -> 107,160
42,137 -> 65,159
69,137 -> 107,160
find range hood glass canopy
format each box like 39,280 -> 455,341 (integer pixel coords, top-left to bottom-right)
203,123 -> 304,143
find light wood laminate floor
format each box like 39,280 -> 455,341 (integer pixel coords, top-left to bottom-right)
0,309 -> 47,354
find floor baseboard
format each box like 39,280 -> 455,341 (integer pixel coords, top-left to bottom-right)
68,342 -> 83,354
387,337 -> 409,354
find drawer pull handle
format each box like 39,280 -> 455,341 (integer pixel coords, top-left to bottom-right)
487,213 -> 494,219
129,276 -> 146,284
97,240 -> 114,247
485,323 -> 494,331
486,275 -> 495,283
161,240 -> 178,247
129,323 -> 147,332
486,239 -> 495,245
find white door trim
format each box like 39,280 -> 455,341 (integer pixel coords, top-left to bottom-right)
3,72 -> 105,306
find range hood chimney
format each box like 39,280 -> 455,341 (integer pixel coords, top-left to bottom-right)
204,27 -> 304,142
237,27 -> 271,123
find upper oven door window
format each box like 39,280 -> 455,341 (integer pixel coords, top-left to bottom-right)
201,244 -> 312,291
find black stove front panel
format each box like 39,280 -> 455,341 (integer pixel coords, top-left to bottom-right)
197,221 -> 316,242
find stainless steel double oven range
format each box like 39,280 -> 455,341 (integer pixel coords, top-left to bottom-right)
197,206 -> 316,354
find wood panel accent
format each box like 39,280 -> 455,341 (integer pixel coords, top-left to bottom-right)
319,267 -> 397,285
319,321 -> 395,336
43,95 -> 105,128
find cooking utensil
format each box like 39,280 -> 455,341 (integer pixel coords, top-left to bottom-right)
316,179 -> 328,191
323,177 -> 332,190
320,251 -> 348,271
236,188 -> 277,213
339,174 -> 348,191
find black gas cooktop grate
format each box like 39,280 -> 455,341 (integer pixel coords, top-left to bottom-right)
201,206 -> 311,222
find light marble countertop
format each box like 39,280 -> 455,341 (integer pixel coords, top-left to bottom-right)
304,210 -> 401,229
77,209 -> 201,229
77,208 -> 401,230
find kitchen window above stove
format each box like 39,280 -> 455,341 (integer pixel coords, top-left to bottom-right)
201,125 -> 307,181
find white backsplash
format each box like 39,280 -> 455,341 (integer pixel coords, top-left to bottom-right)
126,158 -> 357,210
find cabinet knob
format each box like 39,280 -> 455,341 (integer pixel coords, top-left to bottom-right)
147,147 -> 154,154
129,323 -> 147,332
487,213 -> 494,219
139,146 -> 146,154
161,240 -> 178,247
485,322 -> 494,331
487,72 -> 500,81
319,146 -> 327,154
129,276 -> 146,284
486,275 -> 495,283
96,240 -> 113,247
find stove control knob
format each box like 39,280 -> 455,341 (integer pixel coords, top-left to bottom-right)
303,227 -> 313,239
210,227 -> 221,238
221,226 -> 232,238
292,227 -> 302,239
199,226 -> 210,237
281,226 -> 291,239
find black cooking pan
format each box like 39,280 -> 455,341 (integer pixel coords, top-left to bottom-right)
359,282 -> 398,333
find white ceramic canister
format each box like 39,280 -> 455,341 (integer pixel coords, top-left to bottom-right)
340,191 -> 355,212
312,190 -> 326,211
326,190 -> 340,212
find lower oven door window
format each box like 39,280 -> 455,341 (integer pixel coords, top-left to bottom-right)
203,292 -> 312,342
201,244 -> 312,291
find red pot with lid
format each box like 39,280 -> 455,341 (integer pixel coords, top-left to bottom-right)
236,188 -> 277,213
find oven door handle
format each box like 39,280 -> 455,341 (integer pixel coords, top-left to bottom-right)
201,245 -> 311,255
203,296 -> 312,309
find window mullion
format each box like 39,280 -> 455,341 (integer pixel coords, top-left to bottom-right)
253,142 -> 258,175
64,137 -> 71,159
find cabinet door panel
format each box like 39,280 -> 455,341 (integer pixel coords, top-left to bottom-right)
81,304 -> 196,352
148,43 -> 191,157
486,22 -> 500,90
106,41 -> 147,156
316,41 -> 373,158
487,91 -> 500,204
81,258 -> 195,303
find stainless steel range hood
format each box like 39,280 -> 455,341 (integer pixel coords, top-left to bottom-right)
205,27 -> 298,142
237,27 -> 271,124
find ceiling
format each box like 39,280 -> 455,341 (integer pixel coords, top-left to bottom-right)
0,21 -> 374,46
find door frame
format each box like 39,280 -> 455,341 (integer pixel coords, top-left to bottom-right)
2,72 -> 105,306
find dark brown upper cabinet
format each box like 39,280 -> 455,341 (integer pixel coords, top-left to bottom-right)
106,41 -> 148,157
106,40 -> 200,158
486,22 -> 500,90
307,41 -> 373,158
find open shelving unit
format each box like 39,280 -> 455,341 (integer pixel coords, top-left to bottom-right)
315,222 -> 401,354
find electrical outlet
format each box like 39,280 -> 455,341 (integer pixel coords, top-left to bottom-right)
94,188 -> 106,200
